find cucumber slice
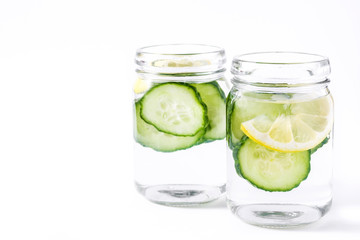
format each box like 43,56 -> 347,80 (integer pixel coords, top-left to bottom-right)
226,89 -> 241,149
134,102 -> 204,152
235,138 -> 310,192
229,93 -> 284,148
191,81 -> 226,141
311,136 -> 330,154
140,83 -> 208,136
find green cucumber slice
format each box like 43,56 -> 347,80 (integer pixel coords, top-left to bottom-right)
311,136 -> 330,154
228,93 -> 285,148
191,81 -> 226,141
134,102 -> 204,152
226,89 -> 240,149
235,138 -> 311,192
140,83 -> 208,136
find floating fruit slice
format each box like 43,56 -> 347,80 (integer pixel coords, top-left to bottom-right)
240,94 -> 333,152
235,138 -> 310,192
191,81 -> 226,141
140,83 -> 208,136
134,102 -> 204,152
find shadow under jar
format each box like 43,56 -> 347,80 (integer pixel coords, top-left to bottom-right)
226,52 -> 334,227
133,44 -> 227,206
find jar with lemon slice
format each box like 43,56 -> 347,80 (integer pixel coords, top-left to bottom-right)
134,44 -> 228,206
226,52 -> 334,227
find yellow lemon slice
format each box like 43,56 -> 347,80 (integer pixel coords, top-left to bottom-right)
240,94 -> 333,152
133,78 -> 148,94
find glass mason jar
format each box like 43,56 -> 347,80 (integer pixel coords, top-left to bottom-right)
133,44 -> 227,206
226,52 -> 334,227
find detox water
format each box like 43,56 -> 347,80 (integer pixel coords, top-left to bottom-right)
227,51 -> 334,227
133,44 -> 227,206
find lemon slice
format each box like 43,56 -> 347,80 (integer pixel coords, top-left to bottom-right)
152,59 -> 211,67
240,95 -> 333,152
134,78 -> 148,94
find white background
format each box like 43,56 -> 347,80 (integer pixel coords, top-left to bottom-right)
1,0 -> 360,239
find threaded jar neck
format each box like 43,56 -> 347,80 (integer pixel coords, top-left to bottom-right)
135,44 -> 226,82
231,52 -> 331,90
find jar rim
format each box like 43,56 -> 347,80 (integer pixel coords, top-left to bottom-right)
231,51 -> 331,86
135,44 -> 226,75
137,43 -> 225,56
233,51 -> 329,65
